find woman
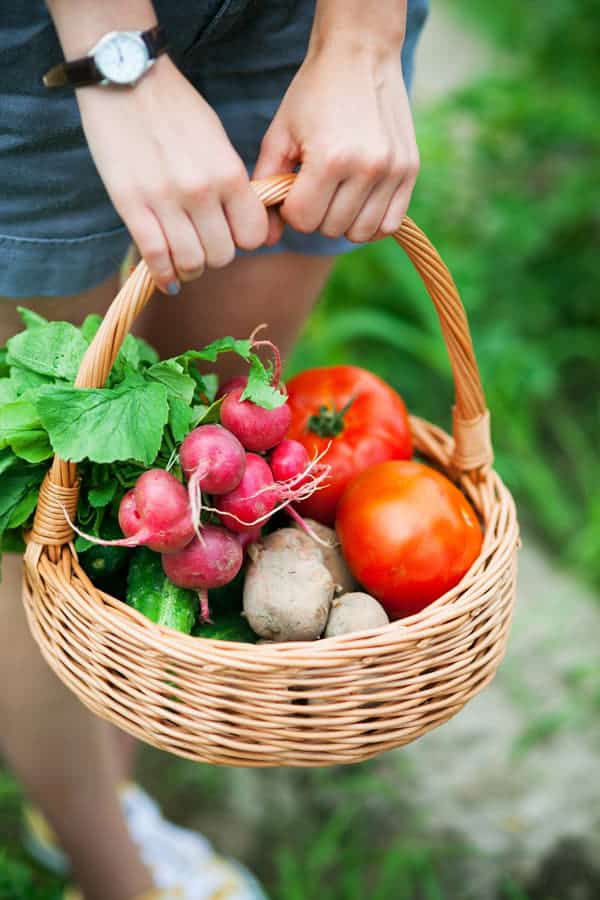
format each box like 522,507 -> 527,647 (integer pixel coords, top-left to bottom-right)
0,1 -> 427,897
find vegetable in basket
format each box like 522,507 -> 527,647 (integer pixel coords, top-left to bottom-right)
336,460 -> 483,618
127,548 -> 198,634
285,365 -> 413,525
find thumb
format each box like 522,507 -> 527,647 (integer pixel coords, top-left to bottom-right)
253,124 -> 298,247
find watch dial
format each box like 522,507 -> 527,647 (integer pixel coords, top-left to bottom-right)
96,33 -> 149,84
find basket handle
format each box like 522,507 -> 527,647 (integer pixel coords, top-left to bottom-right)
30,173 -> 492,549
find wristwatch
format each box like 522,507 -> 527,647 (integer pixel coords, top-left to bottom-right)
43,25 -> 168,89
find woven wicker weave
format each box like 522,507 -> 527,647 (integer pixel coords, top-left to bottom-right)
23,175 -> 519,767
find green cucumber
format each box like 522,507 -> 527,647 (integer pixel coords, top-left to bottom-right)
127,547 -> 198,634
193,613 -> 258,643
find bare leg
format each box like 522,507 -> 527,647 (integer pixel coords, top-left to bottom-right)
0,276 -> 153,900
135,251 -> 334,374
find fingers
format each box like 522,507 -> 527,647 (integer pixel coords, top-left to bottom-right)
345,165 -> 414,244
280,144 -> 419,243
253,125 -> 298,247
124,206 -> 179,295
115,159 -> 268,294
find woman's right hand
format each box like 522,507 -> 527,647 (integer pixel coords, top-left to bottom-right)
77,56 -> 269,294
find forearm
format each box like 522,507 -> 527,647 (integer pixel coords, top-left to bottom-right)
310,0 -> 407,55
46,0 -> 158,56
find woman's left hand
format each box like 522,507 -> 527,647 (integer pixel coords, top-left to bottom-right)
253,37 -> 419,245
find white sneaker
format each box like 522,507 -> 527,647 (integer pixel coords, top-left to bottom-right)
24,783 -> 268,900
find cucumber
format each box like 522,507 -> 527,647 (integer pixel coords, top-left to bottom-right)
79,519 -> 130,579
193,613 -> 258,643
126,547 -> 198,634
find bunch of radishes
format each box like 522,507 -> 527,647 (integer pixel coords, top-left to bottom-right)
73,347 -> 329,623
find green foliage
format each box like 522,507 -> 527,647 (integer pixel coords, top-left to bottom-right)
290,1 -> 600,585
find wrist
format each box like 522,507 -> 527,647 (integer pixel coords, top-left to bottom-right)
309,0 -> 406,59
46,0 -> 158,57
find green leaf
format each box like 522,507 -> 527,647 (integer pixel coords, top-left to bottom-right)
88,481 -> 117,509
7,489 -> 39,529
0,398 -> 41,447
0,465 -> 44,535
9,431 -> 53,463
9,368 -> 54,397
0,449 -> 16,476
81,314 -> 102,343
168,398 -> 194,442
0,347 -> 9,378
0,393 -> 53,462
1,528 -> 26,554
203,373 -> 219,403
17,307 -> 48,329
135,336 -> 160,366
181,337 -> 252,364
36,381 -> 169,465
146,360 -> 195,404
190,397 -> 224,428
242,354 -> 287,409
6,321 -> 88,381
0,379 -> 17,404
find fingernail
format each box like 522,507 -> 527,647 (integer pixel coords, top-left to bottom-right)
167,280 -> 181,296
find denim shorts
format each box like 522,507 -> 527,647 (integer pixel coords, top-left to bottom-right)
0,0 -> 428,298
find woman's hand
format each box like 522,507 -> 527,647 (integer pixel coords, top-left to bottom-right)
254,38 -> 419,246
77,56 -> 268,293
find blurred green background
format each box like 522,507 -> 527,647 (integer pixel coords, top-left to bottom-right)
1,2 -> 599,898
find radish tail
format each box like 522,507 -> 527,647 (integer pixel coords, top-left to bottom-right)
61,506 -> 151,549
285,505 -> 335,548
198,588 -> 212,624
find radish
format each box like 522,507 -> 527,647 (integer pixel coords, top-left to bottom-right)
69,469 -> 195,554
269,439 -> 311,485
162,525 -> 243,621
216,453 -> 278,534
216,375 -> 248,400
219,338 -> 291,452
180,424 -> 246,536
180,425 -> 246,495
220,385 -> 292,452
210,449 -> 333,534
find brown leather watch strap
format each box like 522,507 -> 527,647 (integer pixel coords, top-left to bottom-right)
43,56 -> 100,89
141,24 -> 168,58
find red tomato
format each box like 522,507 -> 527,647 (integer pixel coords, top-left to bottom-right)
285,366 -> 412,525
336,461 -> 483,619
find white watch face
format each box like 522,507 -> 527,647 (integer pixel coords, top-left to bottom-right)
95,32 -> 149,85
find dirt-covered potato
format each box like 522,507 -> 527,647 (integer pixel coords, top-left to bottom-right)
260,528 -> 322,558
290,518 -> 357,594
324,592 -> 389,637
244,544 -> 334,641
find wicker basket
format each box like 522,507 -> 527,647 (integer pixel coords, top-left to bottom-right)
23,175 -> 519,768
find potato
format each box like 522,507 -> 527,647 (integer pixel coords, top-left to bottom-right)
324,592 -> 389,637
290,518 -> 357,594
244,544 -> 334,641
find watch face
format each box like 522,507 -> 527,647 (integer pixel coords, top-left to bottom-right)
95,32 -> 149,85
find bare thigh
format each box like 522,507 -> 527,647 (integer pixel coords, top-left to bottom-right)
134,253 -> 335,381
0,273 -> 120,345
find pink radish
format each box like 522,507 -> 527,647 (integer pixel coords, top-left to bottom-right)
220,386 -> 291,452
216,453 -> 278,534
180,424 -> 246,537
219,337 -> 291,452
118,470 -> 195,553
180,424 -> 246,494
269,439 -> 311,485
69,470 -> 195,554
210,449 -> 332,535
216,375 -> 248,400
162,525 -> 243,621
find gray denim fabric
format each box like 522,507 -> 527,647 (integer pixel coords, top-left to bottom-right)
0,0 -> 429,298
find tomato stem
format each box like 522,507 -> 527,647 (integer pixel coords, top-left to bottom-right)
307,398 -> 354,437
